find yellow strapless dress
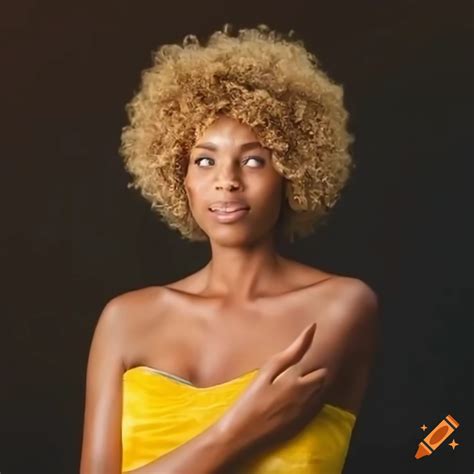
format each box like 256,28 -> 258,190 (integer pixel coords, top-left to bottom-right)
122,366 -> 357,473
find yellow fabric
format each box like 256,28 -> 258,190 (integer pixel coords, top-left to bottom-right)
122,366 -> 356,473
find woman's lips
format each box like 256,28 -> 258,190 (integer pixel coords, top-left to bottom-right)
209,208 -> 250,223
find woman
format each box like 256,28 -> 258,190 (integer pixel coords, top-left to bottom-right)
80,24 -> 378,473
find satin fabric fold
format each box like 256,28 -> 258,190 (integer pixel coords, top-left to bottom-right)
122,366 -> 356,473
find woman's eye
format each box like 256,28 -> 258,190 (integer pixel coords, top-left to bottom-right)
194,156 -> 264,167
244,156 -> 265,167
194,157 -> 214,167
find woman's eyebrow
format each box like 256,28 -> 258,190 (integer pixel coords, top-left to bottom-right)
194,141 -> 262,152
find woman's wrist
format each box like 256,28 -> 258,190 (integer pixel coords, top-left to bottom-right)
204,422 -> 244,470
209,416 -> 256,468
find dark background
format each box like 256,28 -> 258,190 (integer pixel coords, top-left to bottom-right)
2,1 -> 472,473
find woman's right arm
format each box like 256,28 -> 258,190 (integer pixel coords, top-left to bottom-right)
80,298 -> 126,474
79,296 -> 260,474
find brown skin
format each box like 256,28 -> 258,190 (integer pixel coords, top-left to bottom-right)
80,116 -> 379,473
184,115 -> 284,252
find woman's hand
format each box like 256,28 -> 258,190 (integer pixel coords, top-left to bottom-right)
216,322 -> 327,453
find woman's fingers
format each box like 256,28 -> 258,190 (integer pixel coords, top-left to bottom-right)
264,322 -> 317,384
298,366 -> 327,387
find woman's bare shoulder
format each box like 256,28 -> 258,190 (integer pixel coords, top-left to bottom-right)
98,286 -> 178,334
283,257 -> 377,300
319,274 -> 378,308
282,260 -> 378,320
97,286 -> 186,364
105,285 -> 166,311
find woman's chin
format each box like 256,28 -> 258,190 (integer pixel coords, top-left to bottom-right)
206,225 -> 271,248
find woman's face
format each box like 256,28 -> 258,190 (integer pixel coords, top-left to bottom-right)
184,116 -> 284,246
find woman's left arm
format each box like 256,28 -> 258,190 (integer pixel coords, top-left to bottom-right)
298,278 -> 379,414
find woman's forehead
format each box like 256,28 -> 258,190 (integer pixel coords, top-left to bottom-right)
195,116 -> 262,149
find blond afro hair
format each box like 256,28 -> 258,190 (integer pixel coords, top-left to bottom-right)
120,24 -> 355,242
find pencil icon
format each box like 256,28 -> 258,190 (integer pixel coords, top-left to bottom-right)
414,414 -> 460,459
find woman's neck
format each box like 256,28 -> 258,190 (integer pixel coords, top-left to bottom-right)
203,236 -> 283,301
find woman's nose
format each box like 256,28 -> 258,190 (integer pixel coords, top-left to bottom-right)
215,181 -> 240,191
214,166 -> 242,191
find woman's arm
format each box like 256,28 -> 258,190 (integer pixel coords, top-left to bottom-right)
80,298 -> 125,474
79,295 -> 250,474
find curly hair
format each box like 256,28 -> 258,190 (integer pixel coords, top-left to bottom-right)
120,24 -> 355,242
